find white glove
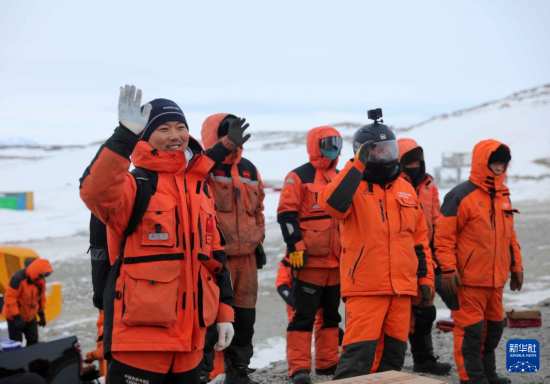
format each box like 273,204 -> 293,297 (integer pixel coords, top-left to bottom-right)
214,322 -> 234,351
118,84 -> 152,135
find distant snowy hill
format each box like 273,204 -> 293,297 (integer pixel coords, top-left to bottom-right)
1,84 -> 549,243
0,137 -> 40,147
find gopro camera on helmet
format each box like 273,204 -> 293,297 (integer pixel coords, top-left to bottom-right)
367,108 -> 383,122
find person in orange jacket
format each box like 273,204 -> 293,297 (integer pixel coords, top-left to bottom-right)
79,85 -> 247,383
85,310 -> 106,378
277,126 -> 342,384
397,138 -> 451,375
318,113 -> 434,380
2,259 -> 53,346
435,140 -> 523,384
200,114 -> 265,384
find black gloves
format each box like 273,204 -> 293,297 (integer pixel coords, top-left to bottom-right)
227,117 -> 251,147
38,311 -> 47,327
255,242 -> 267,269
419,285 -> 432,308
13,315 -> 26,329
354,140 -> 375,166
277,284 -> 294,306
510,271 -> 524,291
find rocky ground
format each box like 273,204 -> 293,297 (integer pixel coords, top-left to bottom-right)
8,201 -> 550,383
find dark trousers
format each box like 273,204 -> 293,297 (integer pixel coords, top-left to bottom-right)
7,318 -> 38,346
107,357 -> 201,384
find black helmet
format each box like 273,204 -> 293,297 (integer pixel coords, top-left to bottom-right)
353,118 -> 400,180
353,122 -> 398,163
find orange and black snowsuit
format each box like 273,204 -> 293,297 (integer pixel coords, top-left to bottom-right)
200,113 -> 265,372
435,140 -> 523,383
275,258 -> 333,352
318,157 -> 434,379
80,126 -> 234,375
398,138 -> 442,365
277,126 -> 342,377
398,138 -> 440,242
3,259 -> 53,345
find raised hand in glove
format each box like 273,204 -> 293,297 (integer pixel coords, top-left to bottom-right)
510,271 -> 523,291
441,273 -> 462,295
118,84 -> 152,135
289,250 -> 307,269
277,284 -> 294,306
419,285 -> 432,308
227,117 -> 251,147
13,314 -> 25,329
214,322 -> 235,351
355,140 -> 375,166
38,311 -> 46,327
255,242 -> 267,269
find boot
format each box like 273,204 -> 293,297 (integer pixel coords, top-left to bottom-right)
291,369 -> 311,384
412,355 -> 452,375
487,374 -> 511,384
315,364 -> 337,376
224,362 -> 258,384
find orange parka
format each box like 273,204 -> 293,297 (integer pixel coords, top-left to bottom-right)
2,259 -> 53,322
201,114 -> 265,256
277,126 -> 342,269
435,140 -> 523,288
318,158 -> 434,298
398,139 -> 441,241
80,126 -> 234,358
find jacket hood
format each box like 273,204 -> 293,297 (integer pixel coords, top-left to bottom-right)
26,259 -> 53,281
307,126 -> 341,170
202,113 -> 232,150
397,138 -> 426,186
397,138 -> 422,162
201,113 -> 242,165
470,139 -> 510,194
131,136 -> 204,173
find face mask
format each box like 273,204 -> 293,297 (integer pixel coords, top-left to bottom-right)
320,148 -> 340,160
366,159 -> 399,178
404,166 -> 421,182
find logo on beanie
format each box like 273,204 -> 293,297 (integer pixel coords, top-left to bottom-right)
506,339 -> 539,373
163,106 -> 180,111
380,134 -> 386,140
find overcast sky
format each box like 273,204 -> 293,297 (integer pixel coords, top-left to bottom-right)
1,0 -> 549,145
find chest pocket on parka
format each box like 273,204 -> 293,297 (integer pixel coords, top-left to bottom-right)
398,198 -> 419,234
211,179 -> 233,213
140,200 -> 177,248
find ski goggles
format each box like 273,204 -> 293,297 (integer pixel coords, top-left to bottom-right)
319,136 -> 343,151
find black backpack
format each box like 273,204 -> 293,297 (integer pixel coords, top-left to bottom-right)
88,167 -> 157,309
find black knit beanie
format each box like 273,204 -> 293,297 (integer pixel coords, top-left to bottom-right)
140,98 -> 188,142
488,145 -> 511,164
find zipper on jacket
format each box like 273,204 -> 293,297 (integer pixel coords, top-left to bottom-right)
175,206 -> 180,248
379,199 -> 386,223
490,195 -> 496,230
198,215 -> 203,249
349,246 -> 365,283
491,194 -> 497,286
462,249 -> 474,272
